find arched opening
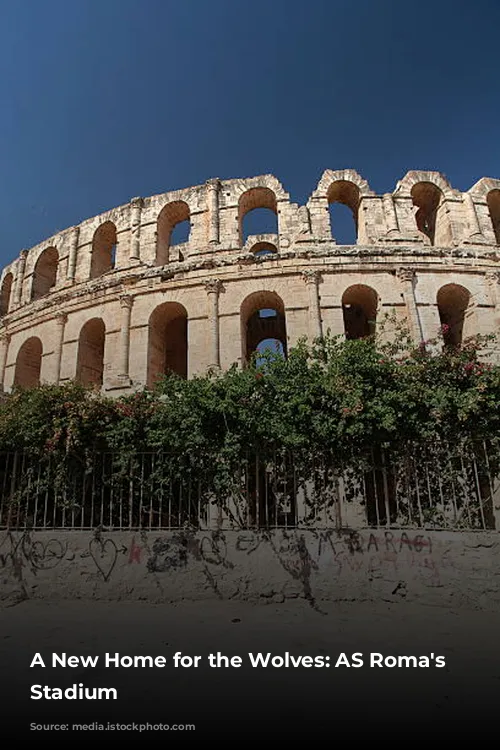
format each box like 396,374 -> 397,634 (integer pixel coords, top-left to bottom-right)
239,188 -> 278,245
240,291 -> 293,528
252,242 -> 278,258
327,181 -> 359,244
411,182 -> 451,246
147,302 -> 188,387
437,284 -> 471,348
240,291 -> 287,365
156,201 -> 190,265
90,222 -> 117,279
255,337 -> 285,367
0,273 -> 13,316
76,318 -> 106,386
342,285 -> 378,340
14,337 -> 42,388
31,247 -> 58,300
487,190 -> 500,245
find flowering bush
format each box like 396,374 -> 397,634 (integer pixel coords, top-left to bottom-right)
0,319 -> 499,505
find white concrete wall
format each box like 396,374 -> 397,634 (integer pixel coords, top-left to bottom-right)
1,528 -> 499,611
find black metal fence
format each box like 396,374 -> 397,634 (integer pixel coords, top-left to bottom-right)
0,444 -> 498,532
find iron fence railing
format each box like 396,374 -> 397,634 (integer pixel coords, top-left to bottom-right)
0,444 -> 498,532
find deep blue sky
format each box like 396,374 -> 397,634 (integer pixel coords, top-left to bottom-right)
1,0 -> 499,263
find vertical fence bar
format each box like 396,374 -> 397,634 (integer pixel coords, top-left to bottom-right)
26,455 -> 35,530
471,453 -> 487,530
0,442 -> 499,533
459,455 -> 473,529
482,441 -> 496,530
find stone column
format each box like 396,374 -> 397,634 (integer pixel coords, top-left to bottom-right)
204,279 -> 222,369
129,197 -> 143,262
206,179 -> 220,245
0,330 -> 10,390
464,192 -> 482,237
53,312 -> 67,384
396,268 -> 423,343
13,250 -> 28,307
118,294 -> 134,378
303,270 -> 323,340
66,226 -> 80,283
383,193 -> 399,232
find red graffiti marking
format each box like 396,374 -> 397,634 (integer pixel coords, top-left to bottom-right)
128,538 -> 142,564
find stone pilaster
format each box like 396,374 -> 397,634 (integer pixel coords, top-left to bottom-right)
206,179 -> 220,244
464,192 -> 483,239
54,312 -> 68,384
204,278 -> 222,369
129,197 -> 143,262
13,250 -> 28,308
0,330 -> 10,390
298,206 -> 312,236
383,194 -> 399,233
303,270 -> 322,340
67,226 -> 80,283
396,268 -> 423,343
117,294 -> 134,378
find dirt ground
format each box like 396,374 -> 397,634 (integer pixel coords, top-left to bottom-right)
1,598 -> 499,734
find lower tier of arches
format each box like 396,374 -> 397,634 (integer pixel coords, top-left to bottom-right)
1,267 -> 499,394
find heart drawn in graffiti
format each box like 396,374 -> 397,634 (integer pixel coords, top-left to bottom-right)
26,539 -> 67,570
89,538 -> 118,582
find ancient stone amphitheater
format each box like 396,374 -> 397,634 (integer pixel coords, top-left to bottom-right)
0,169 -> 499,395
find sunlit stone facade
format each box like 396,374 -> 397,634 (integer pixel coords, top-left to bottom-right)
0,169 -> 499,395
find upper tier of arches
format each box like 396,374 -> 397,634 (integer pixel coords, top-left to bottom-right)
1,170 -> 500,317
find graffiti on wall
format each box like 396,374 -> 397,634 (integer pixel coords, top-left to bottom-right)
0,530 -> 68,578
0,526 -> 465,604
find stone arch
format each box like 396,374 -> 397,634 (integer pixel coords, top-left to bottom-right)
90,221 -> 117,279
238,188 -> 278,245
156,201 -> 191,265
467,177 -> 500,201
314,169 -> 374,199
486,190 -> 500,245
248,238 -> 278,257
147,302 -> 188,386
76,318 -> 106,386
410,182 -> 452,246
14,336 -> 42,388
235,174 -> 289,201
394,170 -> 455,200
31,247 -> 58,300
308,170 -> 373,244
240,290 -> 287,364
436,283 -> 472,347
342,284 -> 378,340
0,272 -> 13,316
327,180 -> 361,244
